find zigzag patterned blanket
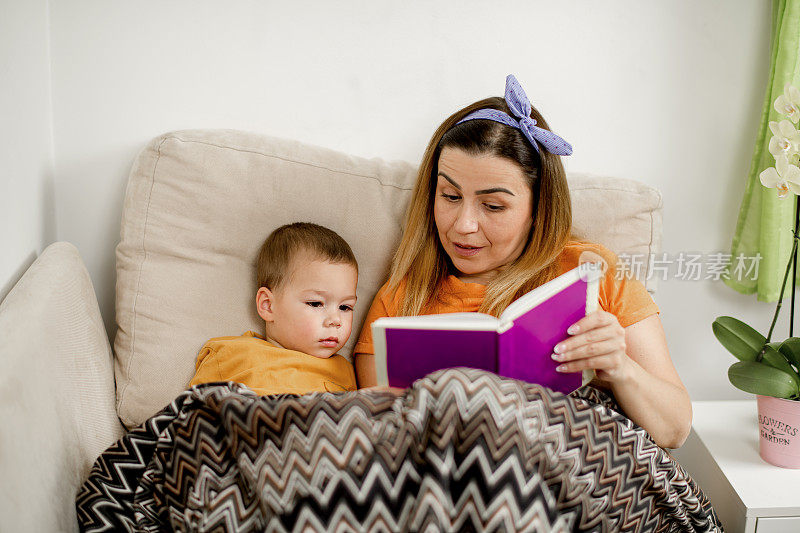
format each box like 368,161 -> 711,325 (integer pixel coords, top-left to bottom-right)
77,368 -> 721,532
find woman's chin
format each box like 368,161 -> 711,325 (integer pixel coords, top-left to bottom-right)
449,258 -> 487,277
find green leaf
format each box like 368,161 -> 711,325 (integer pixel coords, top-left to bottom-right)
761,344 -> 800,387
712,316 -> 766,361
779,337 -> 800,368
728,361 -> 799,398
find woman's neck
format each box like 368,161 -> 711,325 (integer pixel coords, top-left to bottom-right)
454,272 -> 492,286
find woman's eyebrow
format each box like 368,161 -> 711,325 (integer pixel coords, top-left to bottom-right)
438,172 -> 515,196
475,187 -> 514,196
438,172 -> 461,190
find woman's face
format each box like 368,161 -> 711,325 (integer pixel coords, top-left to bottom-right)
434,147 -> 533,285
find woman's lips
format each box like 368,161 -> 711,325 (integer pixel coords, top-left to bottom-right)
453,242 -> 483,257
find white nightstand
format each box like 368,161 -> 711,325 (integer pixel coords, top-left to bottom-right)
672,401 -> 800,532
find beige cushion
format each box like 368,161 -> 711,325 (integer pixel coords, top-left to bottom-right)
569,172 -> 663,295
0,242 -> 124,532
114,130 -> 416,428
114,129 -> 663,428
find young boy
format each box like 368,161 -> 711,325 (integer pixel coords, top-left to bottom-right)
189,222 -> 358,395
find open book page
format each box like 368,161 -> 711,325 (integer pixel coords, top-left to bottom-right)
371,312 -> 498,331
581,265 -> 602,386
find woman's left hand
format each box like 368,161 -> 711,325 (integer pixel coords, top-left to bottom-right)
552,310 -> 633,383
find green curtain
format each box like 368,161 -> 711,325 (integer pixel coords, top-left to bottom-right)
726,0 -> 800,302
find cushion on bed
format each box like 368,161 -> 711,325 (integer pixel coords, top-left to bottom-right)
114,130 -> 415,428
114,129 -> 663,428
0,242 -> 124,531
569,172 -> 663,284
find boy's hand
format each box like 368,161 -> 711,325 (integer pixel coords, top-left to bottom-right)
361,385 -> 405,396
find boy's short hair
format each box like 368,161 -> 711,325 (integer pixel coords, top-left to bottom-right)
256,222 -> 358,290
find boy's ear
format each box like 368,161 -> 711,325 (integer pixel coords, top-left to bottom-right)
256,287 -> 275,322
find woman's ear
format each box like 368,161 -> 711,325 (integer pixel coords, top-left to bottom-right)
256,287 -> 275,322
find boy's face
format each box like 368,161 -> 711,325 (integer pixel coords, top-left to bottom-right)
257,253 -> 358,359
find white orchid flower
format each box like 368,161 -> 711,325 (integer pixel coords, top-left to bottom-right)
774,84 -> 800,123
760,154 -> 800,198
768,120 -> 800,158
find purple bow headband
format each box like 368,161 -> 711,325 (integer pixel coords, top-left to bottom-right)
456,75 -> 573,156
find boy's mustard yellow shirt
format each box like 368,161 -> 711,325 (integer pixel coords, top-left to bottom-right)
190,331 -> 357,395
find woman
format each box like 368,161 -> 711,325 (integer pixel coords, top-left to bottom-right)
354,75 -> 691,449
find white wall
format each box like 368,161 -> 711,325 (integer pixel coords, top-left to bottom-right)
1,0 -> 55,302
41,0 -> 780,400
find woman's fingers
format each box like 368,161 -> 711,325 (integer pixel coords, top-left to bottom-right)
553,337 -> 622,363
554,352 -> 622,373
565,310 -> 617,336
554,324 -> 625,359
552,310 -> 630,381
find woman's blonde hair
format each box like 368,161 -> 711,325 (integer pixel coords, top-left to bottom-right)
388,97 -> 576,317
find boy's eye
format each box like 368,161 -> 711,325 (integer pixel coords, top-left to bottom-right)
305,301 -> 323,308
440,193 -> 460,202
339,304 -> 354,312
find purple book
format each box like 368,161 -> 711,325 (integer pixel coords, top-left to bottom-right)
371,263 -> 603,394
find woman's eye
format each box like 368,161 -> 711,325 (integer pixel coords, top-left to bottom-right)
484,203 -> 505,212
339,305 -> 354,312
440,193 -> 460,202
305,301 -> 323,308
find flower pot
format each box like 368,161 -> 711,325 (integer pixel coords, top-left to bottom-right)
757,395 -> 800,468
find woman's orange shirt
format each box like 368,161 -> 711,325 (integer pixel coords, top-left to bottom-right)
354,241 -> 660,356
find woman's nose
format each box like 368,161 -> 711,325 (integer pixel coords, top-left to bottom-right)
453,204 -> 479,234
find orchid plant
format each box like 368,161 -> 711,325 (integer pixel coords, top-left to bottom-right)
713,83 -> 800,400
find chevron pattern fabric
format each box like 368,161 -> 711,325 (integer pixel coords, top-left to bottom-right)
77,368 -> 720,532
